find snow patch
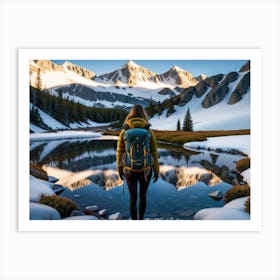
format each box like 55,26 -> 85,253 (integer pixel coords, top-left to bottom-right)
193,196 -> 250,220
63,216 -> 99,220
223,196 -> 249,209
30,103 -> 67,130
184,135 -> 250,156
30,203 -> 61,220
241,169 -> 251,185
30,175 -> 56,202
30,130 -> 103,141
30,124 -> 46,133
193,208 -> 249,220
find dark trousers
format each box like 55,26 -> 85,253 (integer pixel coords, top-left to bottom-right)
125,171 -> 152,220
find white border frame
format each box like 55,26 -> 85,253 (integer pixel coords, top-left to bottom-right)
18,48 -> 262,232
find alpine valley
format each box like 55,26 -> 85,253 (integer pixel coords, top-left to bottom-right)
29,59 -> 250,132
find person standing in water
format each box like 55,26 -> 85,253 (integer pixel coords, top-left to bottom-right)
116,104 -> 159,220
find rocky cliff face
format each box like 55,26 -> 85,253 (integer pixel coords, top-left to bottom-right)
239,61 -> 250,72
175,65 -> 250,109
195,74 -> 207,82
202,72 -> 239,108
178,87 -> 196,105
158,87 -> 176,96
32,60 -> 96,80
228,72 -> 250,104
35,60 -> 63,72
63,61 -> 96,79
204,74 -> 224,88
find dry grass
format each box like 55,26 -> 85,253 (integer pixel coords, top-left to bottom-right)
39,195 -> 78,218
30,163 -> 48,180
104,129 -> 250,146
244,197 -> 250,213
154,129 -> 250,145
236,158 -> 250,173
224,184 -> 250,203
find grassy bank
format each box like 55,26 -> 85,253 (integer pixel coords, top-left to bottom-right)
154,129 -> 250,145
105,128 -> 250,146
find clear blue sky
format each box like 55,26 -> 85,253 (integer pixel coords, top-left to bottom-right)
52,59 -> 248,77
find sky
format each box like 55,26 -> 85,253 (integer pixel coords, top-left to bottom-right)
51,59 -> 248,77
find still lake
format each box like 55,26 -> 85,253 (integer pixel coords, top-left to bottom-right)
30,137 -> 244,219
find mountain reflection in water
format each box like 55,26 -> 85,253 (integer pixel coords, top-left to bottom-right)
160,165 -> 222,191
30,139 -> 243,190
30,138 -> 245,219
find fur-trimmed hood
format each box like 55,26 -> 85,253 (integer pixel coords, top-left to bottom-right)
123,117 -> 151,130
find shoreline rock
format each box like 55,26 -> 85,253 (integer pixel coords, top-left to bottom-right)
208,190 -> 223,201
108,212 -> 123,220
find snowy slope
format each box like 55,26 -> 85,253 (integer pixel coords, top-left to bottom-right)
30,103 -> 67,130
29,103 -> 112,132
149,71 -> 250,131
30,64 -> 104,90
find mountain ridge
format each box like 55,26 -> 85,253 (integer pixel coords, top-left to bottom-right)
29,59 -> 251,131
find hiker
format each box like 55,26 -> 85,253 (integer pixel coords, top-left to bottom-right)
116,104 -> 159,220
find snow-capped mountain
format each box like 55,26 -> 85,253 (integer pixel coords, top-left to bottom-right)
29,59 -> 250,131
157,65 -> 198,87
30,60 -> 97,90
96,60 -> 159,87
96,62 -> 199,88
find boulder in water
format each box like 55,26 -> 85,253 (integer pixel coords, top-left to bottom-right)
208,190 -> 223,201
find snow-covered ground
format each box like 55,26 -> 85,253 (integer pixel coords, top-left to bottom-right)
241,169 -> 251,185
30,103 -> 67,130
30,130 -> 103,141
30,124 -> 46,133
68,120 -> 111,129
30,175 -> 55,202
30,202 -> 61,220
184,135 -> 250,156
193,196 -> 250,220
30,103 -> 112,133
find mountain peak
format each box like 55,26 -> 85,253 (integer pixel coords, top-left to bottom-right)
63,61 -> 74,67
171,65 -> 185,72
196,73 -> 207,82
158,65 -> 197,87
62,61 -> 96,79
239,61 -> 250,72
125,60 -> 140,68
98,60 -> 157,87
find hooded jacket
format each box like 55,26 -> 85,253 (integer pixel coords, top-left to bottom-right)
116,117 -> 159,175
